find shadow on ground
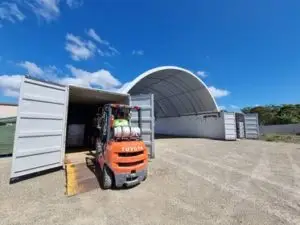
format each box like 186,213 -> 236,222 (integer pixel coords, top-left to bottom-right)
9,167 -> 62,184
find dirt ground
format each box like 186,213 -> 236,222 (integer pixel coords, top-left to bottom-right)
0,139 -> 300,225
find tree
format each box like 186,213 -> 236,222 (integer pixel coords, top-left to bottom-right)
241,104 -> 300,125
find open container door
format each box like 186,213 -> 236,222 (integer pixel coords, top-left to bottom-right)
130,94 -> 155,158
10,77 -> 69,181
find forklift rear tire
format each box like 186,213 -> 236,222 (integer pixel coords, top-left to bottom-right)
101,165 -> 112,189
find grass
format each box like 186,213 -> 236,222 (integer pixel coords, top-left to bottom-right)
260,133 -> 300,144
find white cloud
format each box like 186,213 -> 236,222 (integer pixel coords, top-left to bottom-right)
117,81 -> 133,93
67,29 -> 120,60
0,67 -> 57,98
18,61 -> 60,82
229,105 -> 239,109
196,71 -> 208,78
1,61 -> 121,97
108,46 -> 120,56
132,50 -> 144,56
86,29 -> 119,56
218,105 -> 240,112
64,65 -> 121,89
4,88 -> 20,97
104,62 -> 114,69
86,28 -> 109,45
44,65 -> 60,74
86,28 -> 119,56
65,33 -> 97,61
208,86 -> 230,98
66,0 -> 83,8
98,47 -> 119,57
218,105 -> 226,110
19,61 -> 44,77
229,104 -> 241,112
1,61 -> 230,100
25,0 -> 60,22
1,0 -> 83,26
0,75 -> 23,97
0,2 -> 25,25
107,81 -> 133,93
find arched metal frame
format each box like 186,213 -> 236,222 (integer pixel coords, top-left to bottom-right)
120,66 -> 219,118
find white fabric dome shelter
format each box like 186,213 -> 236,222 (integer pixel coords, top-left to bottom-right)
121,66 -> 219,118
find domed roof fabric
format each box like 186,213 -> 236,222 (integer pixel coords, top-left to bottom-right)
121,66 -> 219,118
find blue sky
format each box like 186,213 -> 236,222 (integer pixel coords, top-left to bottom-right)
0,0 -> 300,111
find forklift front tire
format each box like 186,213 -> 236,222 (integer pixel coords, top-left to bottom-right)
143,171 -> 148,181
101,165 -> 112,189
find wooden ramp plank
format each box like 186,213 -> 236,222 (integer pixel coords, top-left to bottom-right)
65,156 -> 100,196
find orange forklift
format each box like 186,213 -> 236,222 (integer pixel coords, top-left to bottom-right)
95,104 -> 148,189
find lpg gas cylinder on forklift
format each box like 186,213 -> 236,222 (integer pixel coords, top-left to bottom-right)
94,104 -> 148,189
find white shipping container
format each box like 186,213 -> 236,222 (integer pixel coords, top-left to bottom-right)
10,77 -> 155,181
237,122 -> 245,138
155,112 -> 236,140
244,113 -> 260,139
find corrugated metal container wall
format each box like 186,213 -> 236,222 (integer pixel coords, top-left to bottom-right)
130,94 -> 155,158
235,113 -> 245,139
155,114 -> 221,138
244,113 -> 260,139
155,112 -> 236,140
199,113 -> 225,139
222,112 -> 237,140
10,77 -> 69,179
0,117 -> 16,155
237,122 -> 245,138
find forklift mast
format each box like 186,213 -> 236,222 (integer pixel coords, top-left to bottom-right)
95,104 -> 142,154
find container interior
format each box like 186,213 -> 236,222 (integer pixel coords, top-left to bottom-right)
65,86 -> 129,163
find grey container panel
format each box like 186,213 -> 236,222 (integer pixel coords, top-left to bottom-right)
10,77 -> 68,179
245,114 -> 259,139
130,94 -> 155,158
200,113 -> 225,139
223,112 -> 237,140
237,122 -> 245,138
130,120 -> 151,131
